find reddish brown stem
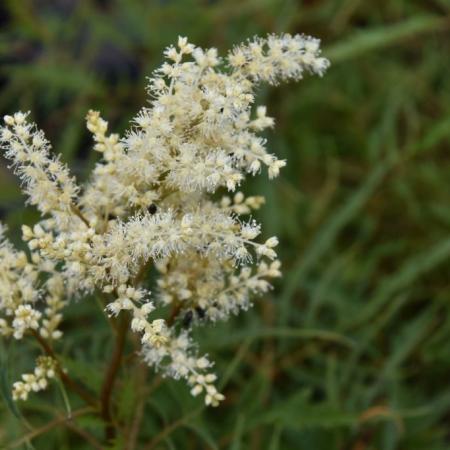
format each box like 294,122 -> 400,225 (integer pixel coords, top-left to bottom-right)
167,302 -> 182,326
100,314 -> 129,443
31,331 -> 98,408
125,362 -> 148,450
70,203 -> 90,227
8,407 -> 96,449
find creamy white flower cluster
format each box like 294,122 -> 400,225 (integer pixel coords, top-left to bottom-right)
0,34 -> 328,406
0,224 -> 65,341
0,113 -> 79,219
12,356 -> 56,401
228,34 -> 329,84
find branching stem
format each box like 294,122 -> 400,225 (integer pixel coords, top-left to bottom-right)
31,331 -> 98,408
70,203 -> 90,227
100,313 -> 129,442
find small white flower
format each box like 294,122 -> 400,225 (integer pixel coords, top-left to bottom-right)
196,357 -> 210,369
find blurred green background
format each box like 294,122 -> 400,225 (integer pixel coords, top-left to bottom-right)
1,0 -> 450,449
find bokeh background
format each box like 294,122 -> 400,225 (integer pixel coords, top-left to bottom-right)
1,0 -> 450,449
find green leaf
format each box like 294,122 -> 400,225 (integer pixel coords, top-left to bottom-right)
0,342 -> 21,419
351,238 -> 450,327
209,327 -> 355,349
325,15 -> 447,63
279,161 -> 389,326
185,422 -> 219,450
229,414 -> 245,450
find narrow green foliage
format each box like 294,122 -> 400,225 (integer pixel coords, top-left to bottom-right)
0,0 -> 449,449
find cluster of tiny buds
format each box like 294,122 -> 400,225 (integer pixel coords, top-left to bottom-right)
165,36 -> 195,62
85,109 -> 123,159
189,366 -> 225,407
105,285 -> 169,348
12,356 -> 57,401
220,191 -> 265,215
11,304 -> 41,339
3,112 -> 27,128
